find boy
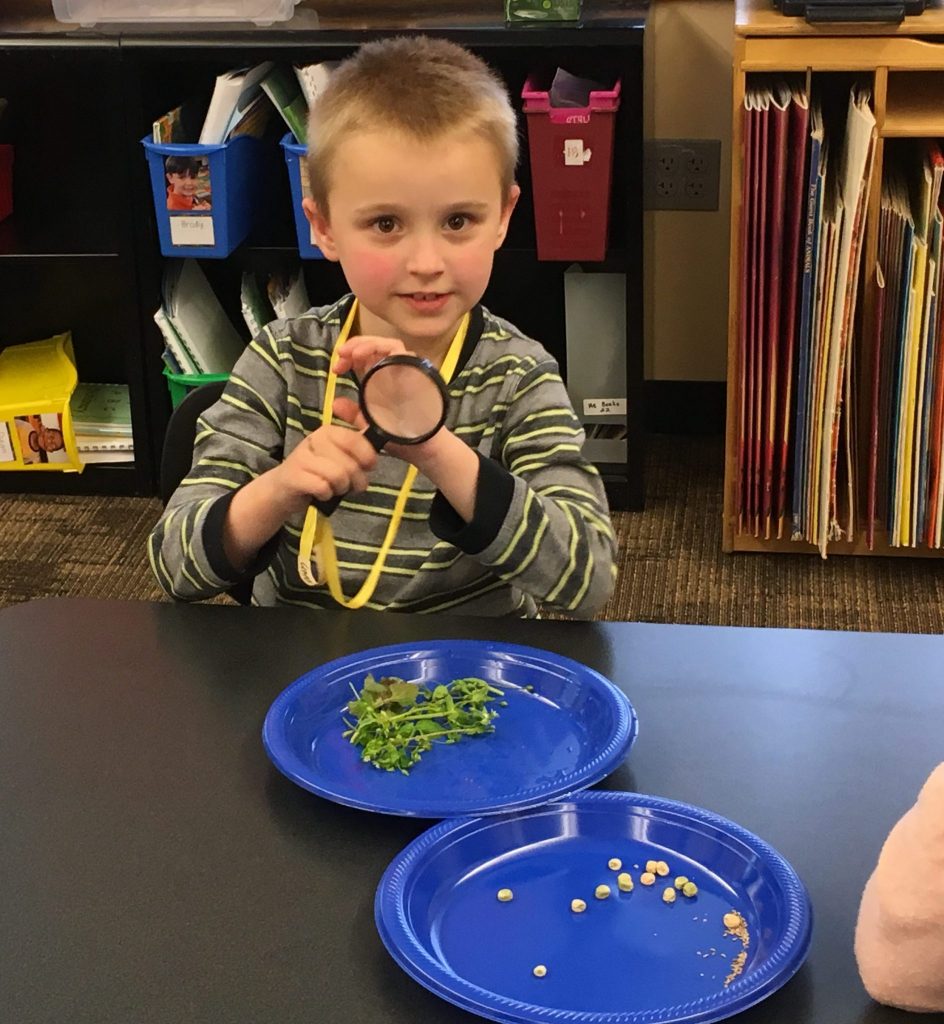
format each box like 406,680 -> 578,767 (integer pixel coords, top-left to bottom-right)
164,155 -> 211,211
150,36 -> 617,617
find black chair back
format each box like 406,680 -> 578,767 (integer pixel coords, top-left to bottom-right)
159,381 -> 252,605
159,381 -> 226,504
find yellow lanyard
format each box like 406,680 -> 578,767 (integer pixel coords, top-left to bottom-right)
296,299 -> 469,608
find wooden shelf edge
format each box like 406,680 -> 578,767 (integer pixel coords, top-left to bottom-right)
730,532 -> 944,557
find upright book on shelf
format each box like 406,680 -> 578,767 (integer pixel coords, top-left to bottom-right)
775,83 -> 810,538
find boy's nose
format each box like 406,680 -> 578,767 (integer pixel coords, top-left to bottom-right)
405,236 -> 445,277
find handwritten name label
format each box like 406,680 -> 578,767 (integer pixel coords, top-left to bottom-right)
583,398 -> 627,416
169,215 -> 215,247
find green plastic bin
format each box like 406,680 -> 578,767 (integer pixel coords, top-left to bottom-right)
163,367 -> 230,409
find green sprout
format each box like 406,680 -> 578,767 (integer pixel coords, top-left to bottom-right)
341,673 -> 505,773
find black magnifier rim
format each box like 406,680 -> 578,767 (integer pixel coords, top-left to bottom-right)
358,354 -> 450,445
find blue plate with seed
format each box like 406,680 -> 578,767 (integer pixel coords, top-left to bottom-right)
262,640 -> 637,818
375,790 -> 812,1024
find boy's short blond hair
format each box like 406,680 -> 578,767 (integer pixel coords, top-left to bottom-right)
307,36 -> 519,213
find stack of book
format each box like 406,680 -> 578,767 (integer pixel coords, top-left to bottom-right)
154,260 -> 247,376
870,141 -> 944,550
70,382 -> 133,464
736,78 -> 876,556
152,61 -> 336,147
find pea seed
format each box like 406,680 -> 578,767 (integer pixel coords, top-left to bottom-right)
595,884 -> 611,900
663,887 -> 677,903
571,898 -> 587,913
645,859 -> 658,874
656,861 -> 670,876
674,876 -> 689,890
683,882 -> 698,898
723,912 -> 742,930
533,964 -> 547,978
617,872 -> 634,892
640,871 -> 656,886
608,858 -> 622,871
497,888 -> 513,902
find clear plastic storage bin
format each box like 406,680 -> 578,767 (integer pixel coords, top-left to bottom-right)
51,0 -> 301,28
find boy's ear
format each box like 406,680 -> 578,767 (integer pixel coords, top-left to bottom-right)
302,198 -> 339,262
495,184 -> 521,249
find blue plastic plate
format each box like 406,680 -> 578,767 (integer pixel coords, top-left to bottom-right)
376,791 -> 813,1024
262,640 -> 637,818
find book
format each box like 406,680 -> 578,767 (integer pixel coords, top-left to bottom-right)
926,266 -> 944,545
775,83 -> 810,537
74,433 -> 134,452
70,382 -> 131,436
295,61 -> 337,110
791,97 -> 825,541
267,266 -> 311,320
816,85 -> 875,556
154,306 -> 200,376
260,64 -> 309,144
750,90 -> 771,534
226,93 -> 273,140
78,450 -> 135,465
162,260 -> 246,375
152,97 -> 207,145
736,92 -> 755,532
199,62 -> 275,145
866,264 -> 887,549
241,271 -> 277,337
762,82 -> 791,539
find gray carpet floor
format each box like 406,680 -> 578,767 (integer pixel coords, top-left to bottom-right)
1,435 -> 943,631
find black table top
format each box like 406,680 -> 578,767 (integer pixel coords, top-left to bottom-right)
1,598 -> 942,1024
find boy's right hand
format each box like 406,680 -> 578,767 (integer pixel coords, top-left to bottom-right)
269,398 -> 378,516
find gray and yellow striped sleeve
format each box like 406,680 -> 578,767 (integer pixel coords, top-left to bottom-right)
148,324 -> 289,601
474,358 -> 617,618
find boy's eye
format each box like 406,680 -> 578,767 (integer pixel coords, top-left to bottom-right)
374,216 -> 398,234
445,213 -> 472,231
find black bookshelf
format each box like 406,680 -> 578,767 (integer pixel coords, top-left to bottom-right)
0,1 -> 647,508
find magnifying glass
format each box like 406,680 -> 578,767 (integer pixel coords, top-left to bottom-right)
313,354 -> 450,516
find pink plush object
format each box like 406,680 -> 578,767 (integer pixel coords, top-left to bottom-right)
854,762 -> 944,1012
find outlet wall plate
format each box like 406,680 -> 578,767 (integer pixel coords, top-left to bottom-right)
644,138 -> 721,211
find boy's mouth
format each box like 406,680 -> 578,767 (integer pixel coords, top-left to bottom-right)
399,292 -> 451,314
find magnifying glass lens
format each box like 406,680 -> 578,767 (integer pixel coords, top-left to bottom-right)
361,362 -> 446,442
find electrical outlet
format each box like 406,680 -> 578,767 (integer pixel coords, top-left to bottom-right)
644,139 -> 721,211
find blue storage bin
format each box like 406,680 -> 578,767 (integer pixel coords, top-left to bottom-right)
142,134 -> 266,258
280,133 -> 323,260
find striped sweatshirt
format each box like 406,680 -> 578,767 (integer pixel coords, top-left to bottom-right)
149,296 -> 617,617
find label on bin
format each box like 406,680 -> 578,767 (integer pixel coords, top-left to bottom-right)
584,398 -> 627,416
564,139 -> 592,166
170,214 -> 215,247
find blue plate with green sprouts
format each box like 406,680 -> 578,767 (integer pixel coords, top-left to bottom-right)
262,640 -> 637,818
375,790 -> 813,1024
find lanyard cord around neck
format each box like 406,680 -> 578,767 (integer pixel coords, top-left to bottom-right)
296,299 -> 470,608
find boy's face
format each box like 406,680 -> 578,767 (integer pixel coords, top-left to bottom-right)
304,127 -> 519,352
167,169 -> 199,197
39,427 -> 64,452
